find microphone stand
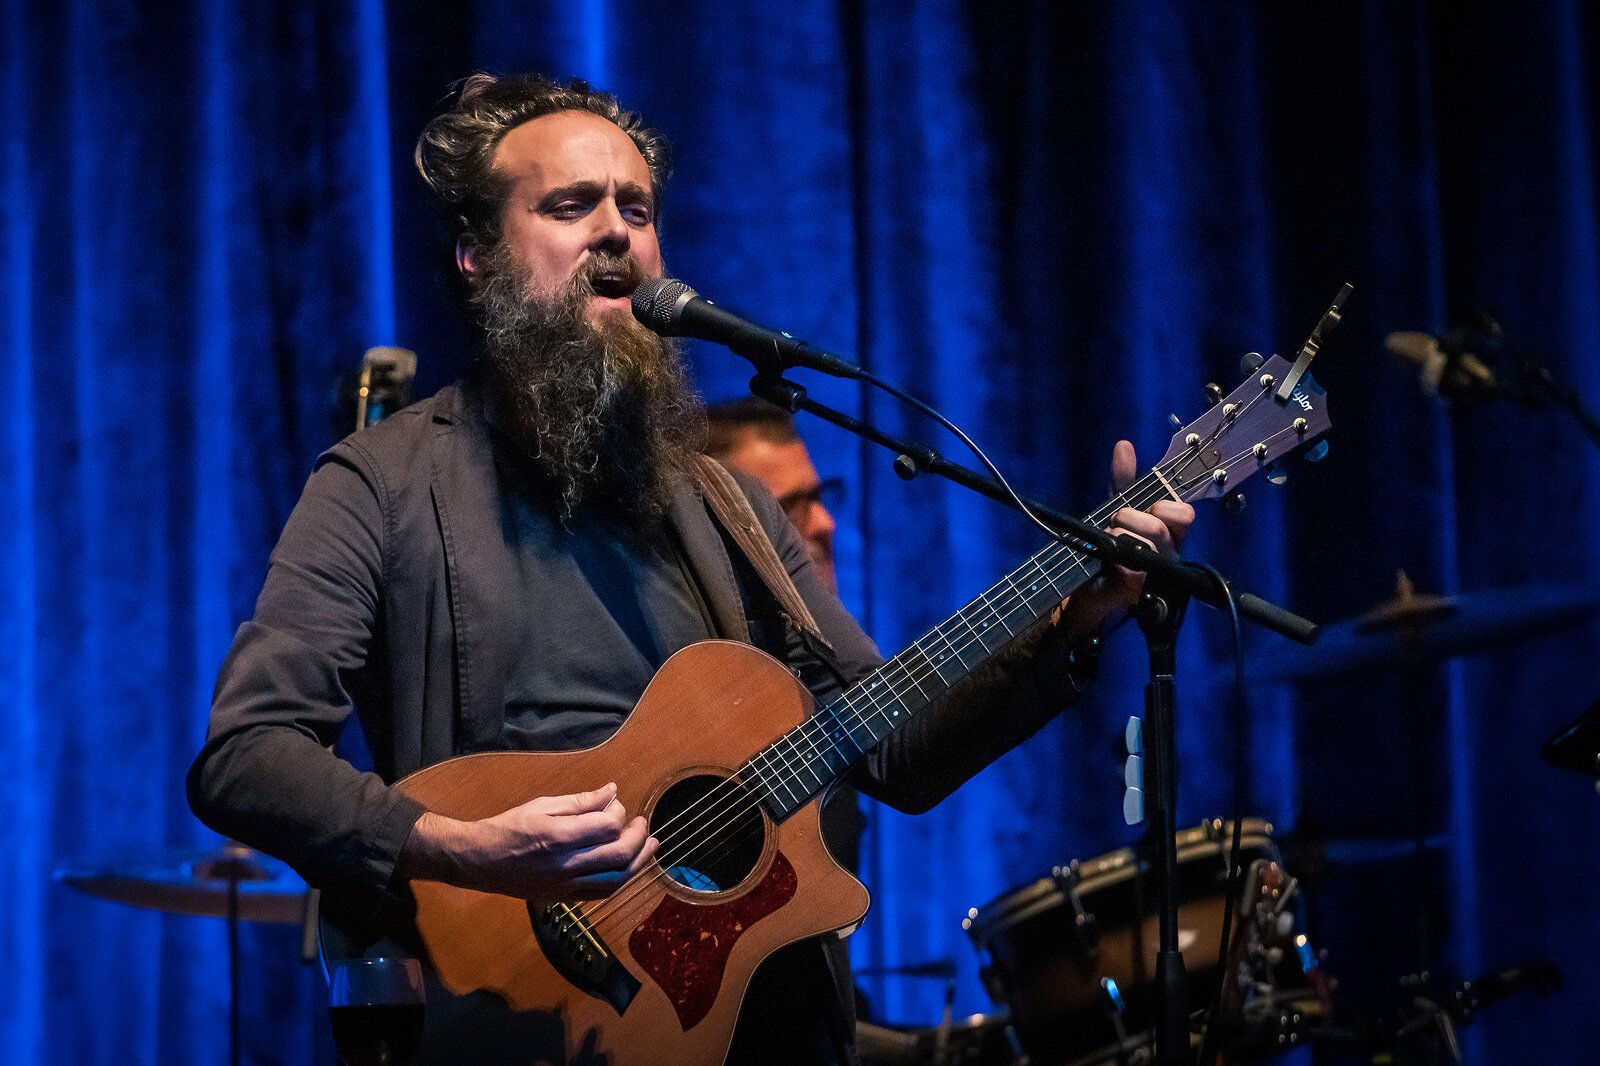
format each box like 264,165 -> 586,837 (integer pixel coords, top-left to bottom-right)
1520,356 -> 1600,450
747,375 -> 1317,644
747,373 -> 1318,1066
1132,578 -> 1192,1065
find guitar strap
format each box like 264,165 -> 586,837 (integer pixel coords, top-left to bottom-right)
690,454 -> 835,658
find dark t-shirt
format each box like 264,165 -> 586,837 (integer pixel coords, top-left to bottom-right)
494,498 -> 855,1064
499,502 -> 717,752
189,376 -> 1075,1066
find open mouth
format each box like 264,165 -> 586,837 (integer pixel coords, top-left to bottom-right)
590,271 -> 637,300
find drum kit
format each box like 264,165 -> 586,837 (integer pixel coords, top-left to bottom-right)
56,577 -> 1587,1064
856,574 -> 1589,1066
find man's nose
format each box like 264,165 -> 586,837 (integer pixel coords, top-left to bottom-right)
808,501 -> 837,541
591,200 -> 630,254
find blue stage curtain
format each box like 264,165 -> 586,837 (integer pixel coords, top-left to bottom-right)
3,1 -> 1597,1061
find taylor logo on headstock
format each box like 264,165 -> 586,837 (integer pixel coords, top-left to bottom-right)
324,291 -> 1342,1065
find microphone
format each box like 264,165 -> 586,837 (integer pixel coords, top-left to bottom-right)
355,346 -> 418,430
1385,330 -> 1500,401
631,277 -> 862,379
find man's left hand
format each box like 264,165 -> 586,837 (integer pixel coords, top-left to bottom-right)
1056,439 -> 1195,638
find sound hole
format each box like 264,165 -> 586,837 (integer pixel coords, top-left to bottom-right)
652,774 -> 766,894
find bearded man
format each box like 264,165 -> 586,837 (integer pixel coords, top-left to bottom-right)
188,74 -> 1193,1065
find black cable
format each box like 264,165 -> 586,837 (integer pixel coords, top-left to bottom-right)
851,366 -> 1087,550
858,368 -> 1251,1066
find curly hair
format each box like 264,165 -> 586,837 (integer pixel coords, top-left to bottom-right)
414,73 -> 672,249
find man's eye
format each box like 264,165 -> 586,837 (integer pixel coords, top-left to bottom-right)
623,205 -> 653,226
549,202 -> 588,219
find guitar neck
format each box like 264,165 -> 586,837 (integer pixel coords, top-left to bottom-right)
748,509 -> 1121,821
742,352 -> 1335,821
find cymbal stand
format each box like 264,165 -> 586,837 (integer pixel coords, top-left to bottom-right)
195,841 -> 258,1066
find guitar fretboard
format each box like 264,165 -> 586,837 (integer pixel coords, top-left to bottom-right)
744,536 -> 1100,819
735,352 -> 1332,821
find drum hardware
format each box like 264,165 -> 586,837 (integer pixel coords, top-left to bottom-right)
330,345 -> 418,436
856,1013 -> 1020,1066
1542,694 -> 1600,786
1368,958 -> 1563,1064
1200,856 -> 1328,1065
1254,575 -> 1600,683
1260,571 -> 1600,991
56,839 -> 310,1066
856,959 -> 1021,1066
1097,978 -> 1137,1065
1050,860 -> 1100,955
966,819 -> 1318,1066
54,838 -> 309,923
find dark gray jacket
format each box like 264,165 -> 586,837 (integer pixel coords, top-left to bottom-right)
187,367 -> 1080,1059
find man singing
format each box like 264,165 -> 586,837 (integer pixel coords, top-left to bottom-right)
188,73 -> 1192,1064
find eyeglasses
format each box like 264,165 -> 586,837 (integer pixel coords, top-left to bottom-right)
777,477 -> 845,524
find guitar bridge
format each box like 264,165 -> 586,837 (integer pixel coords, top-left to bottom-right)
529,902 -> 640,1014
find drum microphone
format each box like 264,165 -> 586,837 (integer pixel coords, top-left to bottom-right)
631,277 -> 863,380
1384,330 -> 1500,402
355,345 -> 417,430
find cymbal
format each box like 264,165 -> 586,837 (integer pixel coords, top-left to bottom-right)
1257,576 -> 1600,682
1543,696 -> 1600,777
56,841 -> 307,924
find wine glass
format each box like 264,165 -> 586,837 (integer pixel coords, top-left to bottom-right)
327,957 -> 426,1066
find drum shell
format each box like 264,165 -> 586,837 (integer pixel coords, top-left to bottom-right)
966,821 -> 1276,1064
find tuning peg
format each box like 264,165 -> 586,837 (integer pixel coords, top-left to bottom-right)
1205,383 -> 1224,406
1224,490 -> 1247,514
1304,440 -> 1330,463
1238,351 -> 1265,374
1266,463 -> 1288,486
1167,413 -> 1182,429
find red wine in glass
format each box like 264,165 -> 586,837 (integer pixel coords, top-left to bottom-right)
327,958 -> 425,1066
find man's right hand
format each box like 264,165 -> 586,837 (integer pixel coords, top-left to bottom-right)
397,783 -> 660,901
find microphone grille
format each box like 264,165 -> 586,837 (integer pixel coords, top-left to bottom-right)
1384,331 -> 1447,395
631,277 -> 695,334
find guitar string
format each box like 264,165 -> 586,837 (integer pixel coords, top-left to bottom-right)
580,436 -> 1271,941
574,445 -> 1200,933
577,534 -> 1106,936
713,376 -> 1298,837
576,410 -> 1278,936
595,398 -> 1313,928
596,399 -> 1274,888
575,494 -> 1134,934
579,398 -> 1304,934
606,385 -> 1271,875
579,403 -> 1303,937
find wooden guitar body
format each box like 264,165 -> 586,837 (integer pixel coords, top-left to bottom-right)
394,640 -> 870,1065
323,351 -> 1334,1063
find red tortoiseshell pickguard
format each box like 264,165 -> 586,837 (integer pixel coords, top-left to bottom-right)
628,852 -> 798,1030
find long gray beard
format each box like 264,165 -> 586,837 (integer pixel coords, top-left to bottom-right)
472,245 -> 705,523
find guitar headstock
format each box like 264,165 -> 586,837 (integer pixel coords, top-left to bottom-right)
1156,354 -> 1332,503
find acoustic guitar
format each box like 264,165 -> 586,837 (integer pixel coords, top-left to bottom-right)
328,355 -> 1331,1064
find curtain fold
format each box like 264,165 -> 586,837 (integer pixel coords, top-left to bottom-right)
3,1 -> 1597,1061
